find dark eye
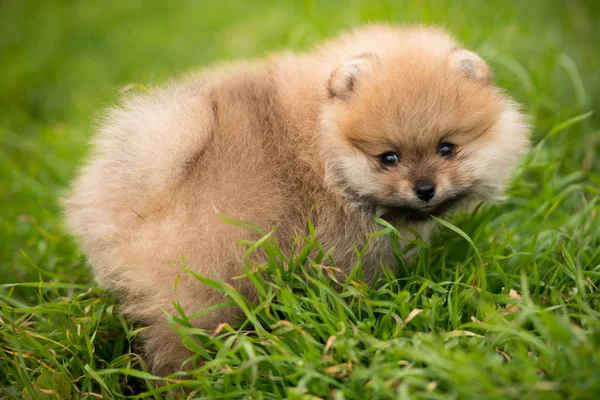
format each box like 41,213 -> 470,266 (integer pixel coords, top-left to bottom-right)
380,152 -> 399,167
438,143 -> 455,157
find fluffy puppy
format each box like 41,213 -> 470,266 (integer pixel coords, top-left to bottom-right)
64,25 -> 529,374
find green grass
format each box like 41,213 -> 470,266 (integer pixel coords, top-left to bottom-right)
1,0 -> 600,398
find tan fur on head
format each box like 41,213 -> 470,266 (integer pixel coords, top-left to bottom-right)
320,26 -> 528,221
64,24 -> 529,374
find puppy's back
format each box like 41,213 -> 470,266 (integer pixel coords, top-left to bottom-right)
63,61 -> 309,310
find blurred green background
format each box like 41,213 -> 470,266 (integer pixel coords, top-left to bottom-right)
2,0 -> 599,320
1,0 -> 599,397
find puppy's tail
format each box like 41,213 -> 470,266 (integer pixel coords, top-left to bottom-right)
66,79 -> 214,209
99,80 -> 214,203
63,79 -> 215,285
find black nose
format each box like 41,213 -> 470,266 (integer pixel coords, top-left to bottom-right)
415,182 -> 436,202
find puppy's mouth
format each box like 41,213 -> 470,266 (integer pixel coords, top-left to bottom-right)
337,177 -> 471,223
379,192 -> 468,223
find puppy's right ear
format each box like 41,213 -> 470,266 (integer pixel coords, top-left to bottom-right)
450,49 -> 492,84
327,53 -> 378,100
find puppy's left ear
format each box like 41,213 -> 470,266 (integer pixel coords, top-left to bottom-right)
450,49 -> 492,84
327,53 -> 379,100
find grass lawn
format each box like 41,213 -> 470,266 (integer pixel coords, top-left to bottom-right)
1,0 -> 600,398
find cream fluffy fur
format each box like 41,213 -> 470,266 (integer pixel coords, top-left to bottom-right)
64,25 -> 529,373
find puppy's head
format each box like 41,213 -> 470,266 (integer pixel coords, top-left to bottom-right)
321,28 -> 529,223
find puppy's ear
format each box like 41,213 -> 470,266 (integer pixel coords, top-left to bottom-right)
450,49 -> 492,84
327,53 -> 378,100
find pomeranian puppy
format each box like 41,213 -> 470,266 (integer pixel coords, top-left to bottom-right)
65,25 -> 529,373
